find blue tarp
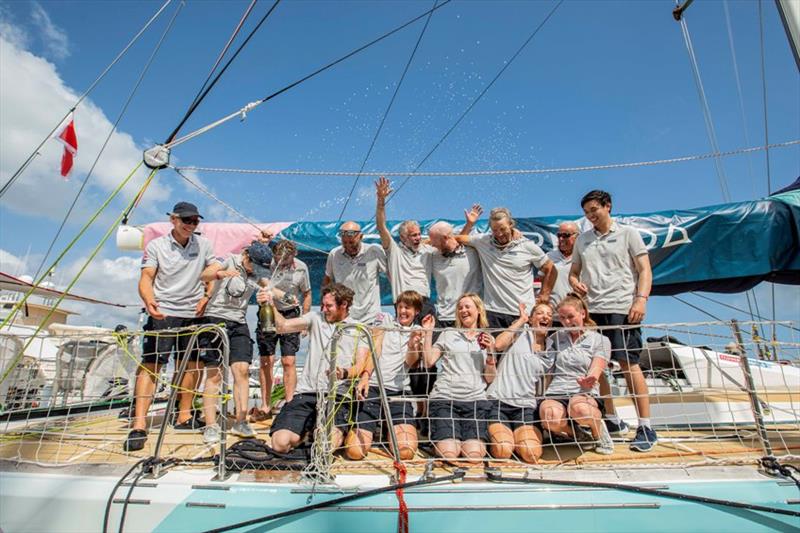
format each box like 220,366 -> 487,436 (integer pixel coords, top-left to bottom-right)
280,189 -> 799,303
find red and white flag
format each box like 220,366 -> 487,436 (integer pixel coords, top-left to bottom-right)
55,113 -> 78,178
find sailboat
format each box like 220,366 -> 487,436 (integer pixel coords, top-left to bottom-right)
0,0 -> 799,531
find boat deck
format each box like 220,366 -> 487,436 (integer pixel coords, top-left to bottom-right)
2,409 -> 798,479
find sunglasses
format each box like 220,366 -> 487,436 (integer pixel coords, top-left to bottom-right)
339,230 -> 361,238
180,216 -> 201,225
556,232 -> 576,238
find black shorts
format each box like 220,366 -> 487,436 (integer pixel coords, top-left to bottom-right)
196,317 -> 253,366
257,307 -> 301,357
486,311 -> 518,330
142,316 -> 200,365
591,313 -> 643,365
541,395 -> 604,415
428,399 -> 490,442
354,389 -> 416,432
269,392 -> 353,437
409,362 -> 438,396
487,400 -> 539,430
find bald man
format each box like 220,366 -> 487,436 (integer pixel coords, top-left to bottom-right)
322,221 -> 387,323
544,221 -> 580,310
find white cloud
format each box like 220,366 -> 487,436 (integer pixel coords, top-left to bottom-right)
0,4 -> 30,50
0,248 -> 28,275
30,2 -> 69,61
0,28 -> 171,224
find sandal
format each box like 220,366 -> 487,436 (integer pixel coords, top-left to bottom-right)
123,429 -> 147,452
248,407 -> 272,423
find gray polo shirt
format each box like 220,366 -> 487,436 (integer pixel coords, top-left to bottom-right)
295,312 -> 364,396
204,254 -> 260,324
141,232 -> 218,318
387,239 -> 434,300
325,243 -> 386,323
429,329 -> 488,401
431,245 -> 483,321
545,330 -> 610,397
486,328 -> 554,408
270,258 -> 310,312
467,234 -> 549,316
545,248 -> 573,309
573,222 -> 648,314
369,312 -> 417,392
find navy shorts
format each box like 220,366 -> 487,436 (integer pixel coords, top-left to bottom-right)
428,399 -> 490,442
486,311 -> 519,330
142,316 -> 199,366
354,389 -> 416,432
196,317 -> 253,366
487,400 -> 539,430
591,313 -> 643,365
257,307 -> 301,357
270,393 -> 353,437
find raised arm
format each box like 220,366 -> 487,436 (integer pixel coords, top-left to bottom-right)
420,315 -> 442,368
375,177 -> 393,250
494,303 -> 528,353
460,203 -> 483,235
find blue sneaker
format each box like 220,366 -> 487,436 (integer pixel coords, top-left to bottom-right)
630,426 -> 658,452
604,418 -> 630,436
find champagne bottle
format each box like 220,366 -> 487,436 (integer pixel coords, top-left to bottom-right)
259,303 -> 275,333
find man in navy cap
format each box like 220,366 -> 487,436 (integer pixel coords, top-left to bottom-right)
195,241 -> 273,443
124,201 -> 219,452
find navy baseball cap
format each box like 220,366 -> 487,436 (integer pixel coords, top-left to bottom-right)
246,241 -> 273,268
169,201 -> 203,219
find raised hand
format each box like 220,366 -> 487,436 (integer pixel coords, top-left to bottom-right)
375,176 -> 393,201
464,203 -> 483,225
421,314 -> 435,330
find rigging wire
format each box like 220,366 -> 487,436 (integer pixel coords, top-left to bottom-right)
171,139 -> 800,177
32,0 -> 186,281
0,0 -> 174,199
165,0 -> 280,144
678,14 -> 732,203
183,0 -> 258,121
163,0 -> 454,150
386,0 -> 565,207
689,292 -> 800,333
337,0 -> 439,221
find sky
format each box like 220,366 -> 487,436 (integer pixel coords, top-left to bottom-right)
0,0 -> 797,341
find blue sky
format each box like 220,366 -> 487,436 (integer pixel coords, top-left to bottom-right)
0,0 -> 798,336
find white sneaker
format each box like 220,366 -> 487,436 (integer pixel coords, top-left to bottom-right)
203,424 -> 221,444
594,423 -> 615,455
231,421 -> 257,438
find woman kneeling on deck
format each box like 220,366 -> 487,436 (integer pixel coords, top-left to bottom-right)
484,302 -> 554,464
345,290 -> 423,461
421,293 -> 495,462
539,294 -> 615,455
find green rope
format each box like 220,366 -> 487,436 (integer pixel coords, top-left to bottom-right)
0,166 -> 155,386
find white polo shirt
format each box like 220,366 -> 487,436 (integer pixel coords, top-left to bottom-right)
270,258 -> 311,312
545,330 -> 610,397
545,248 -> 573,309
573,221 -> 648,314
295,312 -> 364,396
431,245 -> 483,321
386,239 -> 434,301
487,327 -> 554,408
325,243 -> 386,323
205,254 -> 260,324
142,232 -> 218,318
370,312 -> 417,392
429,329 -> 488,401
467,234 -> 549,316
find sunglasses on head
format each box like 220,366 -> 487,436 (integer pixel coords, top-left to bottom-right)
556,232 -> 576,238
339,230 -> 360,238
180,216 -> 200,225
